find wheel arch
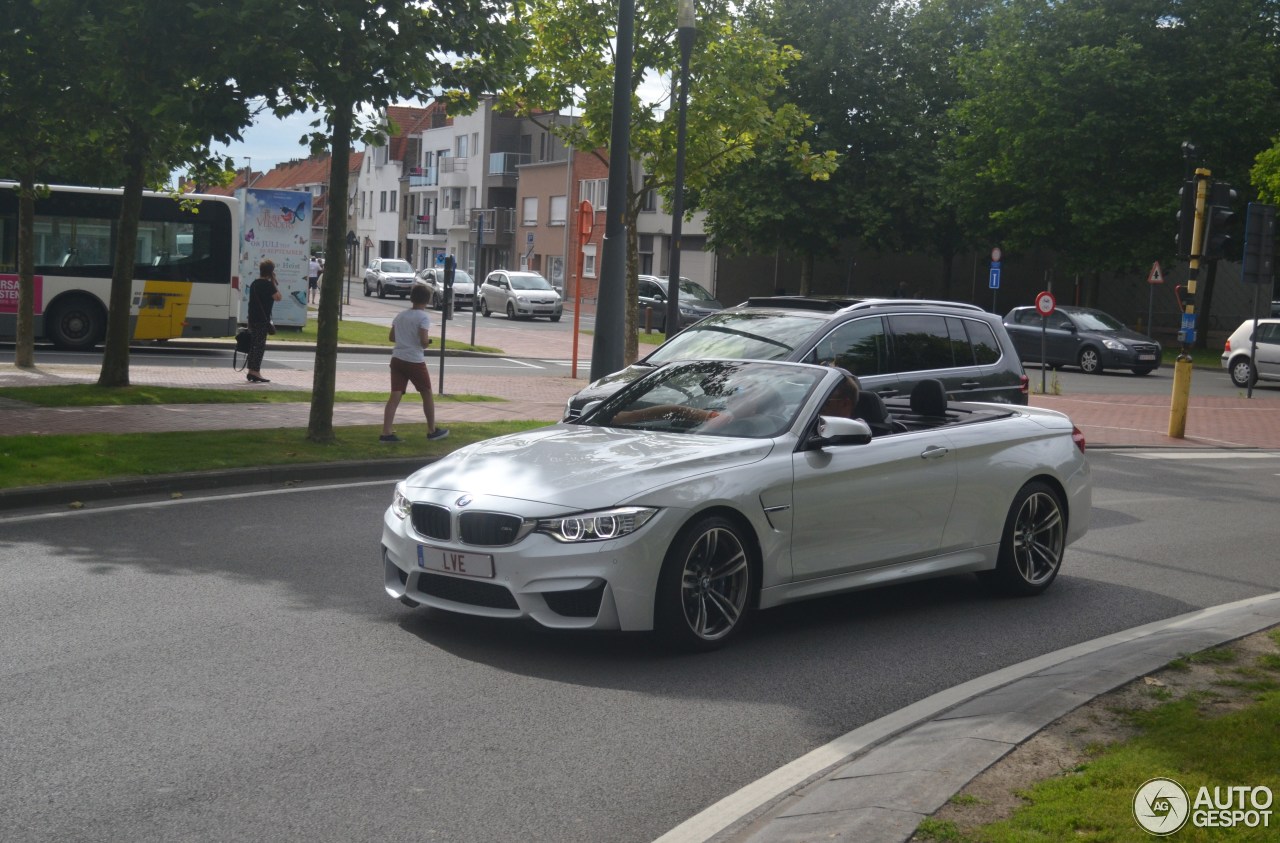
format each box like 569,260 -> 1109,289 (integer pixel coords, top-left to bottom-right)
664,503 -> 766,607
1021,472 -> 1070,530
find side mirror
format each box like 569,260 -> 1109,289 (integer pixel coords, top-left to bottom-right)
808,416 -> 873,448
570,400 -> 602,423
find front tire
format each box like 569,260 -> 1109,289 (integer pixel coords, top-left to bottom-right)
482,298 -> 492,317
46,295 -> 106,350
1078,347 -> 1102,374
363,281 -> 371,297
1229,357 -> 1255,388
377,282 -> 386,299
506,302 -> 517,320
551,314 -> 561,323
654,516 -> 754,651
1131,367 -> 1155,376
985,481 -> 1066,596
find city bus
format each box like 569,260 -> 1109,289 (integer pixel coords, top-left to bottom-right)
0,182 -> 241,350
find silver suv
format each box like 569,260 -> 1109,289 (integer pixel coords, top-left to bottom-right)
566,296 -> 1029,419
363,258 -> 416,299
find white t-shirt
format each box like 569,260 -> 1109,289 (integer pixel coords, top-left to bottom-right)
391,308 -> 432,364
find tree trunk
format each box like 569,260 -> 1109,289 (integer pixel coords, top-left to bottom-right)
800,254 -> 813,295
14,172 -> 36,369
307,102 -> 354,443
939,251 -> 954,301
97,142 -> 146,387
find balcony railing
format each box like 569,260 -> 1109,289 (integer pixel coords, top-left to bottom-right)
488,152 -> 530,175
408,167 -> 438,187
439,157 -> 468,174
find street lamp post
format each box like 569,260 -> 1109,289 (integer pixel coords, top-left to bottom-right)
665,0 -> 696,338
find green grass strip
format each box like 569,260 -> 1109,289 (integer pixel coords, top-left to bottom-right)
272,316 -> 501,352
0,385 -> 502,407
0,421 -> 544,489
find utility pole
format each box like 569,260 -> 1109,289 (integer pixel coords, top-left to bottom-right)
1168,169 -> 1209,438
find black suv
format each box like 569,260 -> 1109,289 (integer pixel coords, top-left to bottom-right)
566,297 -> 1028,419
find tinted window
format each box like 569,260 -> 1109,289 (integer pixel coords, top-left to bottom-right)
510,273 -> 552,290
1259,323 -> 1280,344
887,314 -> 954,373
808,316 -> 889,377
962,318 -> 1001,365
1069,308 -> 1125,331
648,311 -> 825,363
381,260 -> 413,273
1013,308 -> 1040,326
945,317 -> 977,366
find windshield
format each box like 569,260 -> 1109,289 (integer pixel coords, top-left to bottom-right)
648,311 -> 825,364
510,274 -> 552,291
448,270 -> 473,286
1070,309 -> 1125,331
589,360 -> 823,438
381,260 -> 413,274
667,279 -> 717,302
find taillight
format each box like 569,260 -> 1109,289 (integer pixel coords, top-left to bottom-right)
1224,338 -> 1232,352
1019,373 -> 1029,395
1072,425 -> 1087,454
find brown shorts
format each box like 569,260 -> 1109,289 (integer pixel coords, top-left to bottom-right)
389,356 -> 432,394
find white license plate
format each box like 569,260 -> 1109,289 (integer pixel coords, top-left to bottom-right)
1138,354 -> 1156,361
417,545 -> 495,579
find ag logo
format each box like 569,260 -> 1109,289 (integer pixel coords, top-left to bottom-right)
1134,777 -> 1190,835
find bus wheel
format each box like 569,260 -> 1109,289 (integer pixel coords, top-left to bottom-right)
48,296 -> 105,350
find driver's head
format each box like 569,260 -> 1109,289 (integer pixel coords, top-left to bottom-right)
821,372 -> 861,418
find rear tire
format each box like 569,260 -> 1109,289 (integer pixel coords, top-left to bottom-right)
1078,348 -> 1102,374
654,516 -> 754,651
984,481 -> 1065,596
1229,357 -> 1255,388
46,295 -> 106,350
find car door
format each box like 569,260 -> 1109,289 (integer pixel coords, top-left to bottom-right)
637,278 -> 665,329
789,423 -> 958,581
1256,322 -> 1280,380
1004,308 -> 1045,362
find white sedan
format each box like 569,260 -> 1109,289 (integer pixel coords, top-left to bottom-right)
381,360 -> 1091,650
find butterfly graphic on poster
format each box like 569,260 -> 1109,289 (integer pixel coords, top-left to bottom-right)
244,228 -> 255,242
280,202 -> 307,224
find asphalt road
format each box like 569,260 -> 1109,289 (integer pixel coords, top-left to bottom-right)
3,449 -> 1278,843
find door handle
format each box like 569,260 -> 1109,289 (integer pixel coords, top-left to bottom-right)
959,381 -> 981,389
920,445 -> 949,460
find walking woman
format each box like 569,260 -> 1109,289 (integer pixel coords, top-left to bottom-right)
246,258 -> 281,383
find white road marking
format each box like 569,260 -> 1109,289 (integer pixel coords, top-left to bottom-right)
0,480 -> 393,525
1115,450 -> 1280,460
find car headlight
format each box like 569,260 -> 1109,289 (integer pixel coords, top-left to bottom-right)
517,295 -> 529,304
536,506 -> 658,542
1103,339 -> 1127,350
391,483 -> 412,520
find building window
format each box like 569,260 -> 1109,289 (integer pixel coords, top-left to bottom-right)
390,192 -> 397,213
579,178 -> 607,211
456,135 -> 468,158
583,244 -> 597,277
380,191 -> 387,212
550,195 -> 567,226
522,196 -> 538,226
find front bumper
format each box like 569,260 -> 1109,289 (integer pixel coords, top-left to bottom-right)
1102,346 -> 1161,369
381,500 -> 683,631
511,300 -> 563,318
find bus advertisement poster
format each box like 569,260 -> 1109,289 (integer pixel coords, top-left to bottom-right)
0,273 -> 41,315
236,188 -> 311,328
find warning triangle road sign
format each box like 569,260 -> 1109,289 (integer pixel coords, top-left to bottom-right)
1147,261 -> 1164,285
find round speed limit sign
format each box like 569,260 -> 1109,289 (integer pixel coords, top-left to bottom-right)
1035,291 -> 1056,317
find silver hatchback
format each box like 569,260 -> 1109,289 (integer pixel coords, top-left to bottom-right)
1221,318 -> 1280,387
480,270 -> 563,322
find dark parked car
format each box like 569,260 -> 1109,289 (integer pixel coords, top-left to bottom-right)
1004,305 -> 1162,375
566,296 -> 1028,419
636,275 -> 724,332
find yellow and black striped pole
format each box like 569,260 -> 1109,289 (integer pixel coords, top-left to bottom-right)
1168,168 -> 1210,437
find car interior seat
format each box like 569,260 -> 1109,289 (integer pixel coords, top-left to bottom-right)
853,390 -> 897,436
909,378 -> 949,418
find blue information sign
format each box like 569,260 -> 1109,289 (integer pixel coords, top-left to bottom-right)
988,261 -> 1002,289
1179,312 -> 1197,344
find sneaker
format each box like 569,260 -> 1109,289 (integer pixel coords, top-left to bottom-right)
427,428 -> 450,441
379,434 -> 402,443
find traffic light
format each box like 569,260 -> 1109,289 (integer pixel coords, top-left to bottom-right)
1175,180 -> 1197,258
1203,181 -> 1238,261
1242,202 -> 1276,285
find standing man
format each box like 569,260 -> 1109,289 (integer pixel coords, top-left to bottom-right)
307,255 -> 321,304
381,284 -> 449,442
245,259 -> 281,384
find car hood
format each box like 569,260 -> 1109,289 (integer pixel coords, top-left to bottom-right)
1104,327 -> 1159,345
401,424 -> 771,509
